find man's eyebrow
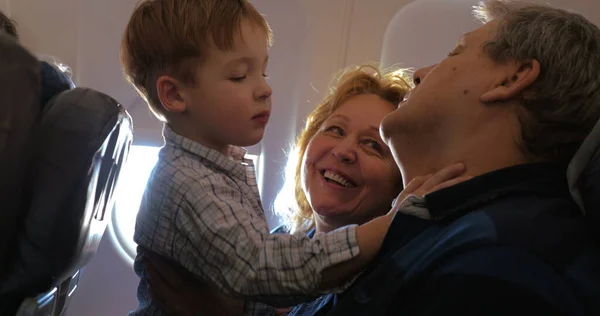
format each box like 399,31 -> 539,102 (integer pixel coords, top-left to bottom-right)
457,33 -> 470,46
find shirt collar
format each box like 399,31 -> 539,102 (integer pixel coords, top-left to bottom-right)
425,163 -> 570,220
376,163 -> 572,264
162,125 -> 252,180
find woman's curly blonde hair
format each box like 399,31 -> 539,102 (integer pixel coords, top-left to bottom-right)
275,64 -> 412,233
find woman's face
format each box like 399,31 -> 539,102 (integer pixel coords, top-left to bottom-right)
301,94 -> 402,232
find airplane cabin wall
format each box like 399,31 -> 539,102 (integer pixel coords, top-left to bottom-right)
0,0 -> 8,15
381,0 -> 600,70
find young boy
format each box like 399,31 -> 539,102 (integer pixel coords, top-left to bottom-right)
120,1 -> 411,315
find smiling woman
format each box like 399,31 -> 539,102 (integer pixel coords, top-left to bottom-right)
301,93 -> 404,233
276,64 -> 412,234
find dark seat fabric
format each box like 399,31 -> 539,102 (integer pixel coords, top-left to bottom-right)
39,60 -> 75,106
566,118 -> 600,315
568,117 -> 600,243
0,35 -> 133,316
1,87 -> 133,296
0,33 -> 42,278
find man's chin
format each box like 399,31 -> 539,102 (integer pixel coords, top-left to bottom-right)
380,110 -> 404,145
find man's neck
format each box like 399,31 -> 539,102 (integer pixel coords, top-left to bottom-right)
395,131 -> 527,187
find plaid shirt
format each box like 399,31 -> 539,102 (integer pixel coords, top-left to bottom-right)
129,125 -> 360,316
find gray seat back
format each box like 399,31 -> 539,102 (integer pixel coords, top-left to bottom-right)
0,33 -> 42,277
0,35 -> 133,316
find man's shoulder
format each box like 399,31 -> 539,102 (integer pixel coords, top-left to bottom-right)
399,246 -> 583,315
385,203 -> 587,280
331,209 -> 584,312
426,246 -> 568,288
326,245 -> 576,316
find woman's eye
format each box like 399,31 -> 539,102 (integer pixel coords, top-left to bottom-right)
325,125 -> 344,136
365,139 -> 382,152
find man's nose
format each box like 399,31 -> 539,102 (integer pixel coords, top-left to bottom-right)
412,64 -> 436,86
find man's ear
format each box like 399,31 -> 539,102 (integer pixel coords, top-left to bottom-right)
156,75 -> 187,113
480,59 -> 540,103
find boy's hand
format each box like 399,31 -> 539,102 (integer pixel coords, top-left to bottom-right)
144,251 -> 244,316
390,163 -> 470,215
274,307 -> 292,316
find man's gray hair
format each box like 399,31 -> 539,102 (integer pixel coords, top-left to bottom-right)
473,0 -> 600,165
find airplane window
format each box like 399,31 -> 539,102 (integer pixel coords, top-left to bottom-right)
110,145 -> 160,262
110,145 -> 259,263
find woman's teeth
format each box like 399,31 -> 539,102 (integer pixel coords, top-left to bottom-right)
323,170 -> 355,188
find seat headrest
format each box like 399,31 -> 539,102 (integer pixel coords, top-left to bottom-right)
39,61 -> 75,106
567,119 -> 600,239
36,54 -> 74,79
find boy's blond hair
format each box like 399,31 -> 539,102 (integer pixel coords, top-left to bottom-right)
120,0 -> 273,122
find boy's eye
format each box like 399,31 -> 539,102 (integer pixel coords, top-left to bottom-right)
230,76 -> 246,82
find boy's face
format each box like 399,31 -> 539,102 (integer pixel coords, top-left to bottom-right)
177,19 -> 272,153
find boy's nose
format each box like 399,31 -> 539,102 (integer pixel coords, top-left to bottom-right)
256,80 -> 272,101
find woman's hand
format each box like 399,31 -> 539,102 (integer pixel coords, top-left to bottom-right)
391,162 -> 470,214
144,251 -> 244,316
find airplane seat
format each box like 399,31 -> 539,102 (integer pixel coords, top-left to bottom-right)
0,33 -> 134,316
0,33 -> 42,283
38,58 -> 75,107
566,118 -> 600,315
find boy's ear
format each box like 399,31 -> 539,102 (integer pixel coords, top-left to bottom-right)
480,59 -> 540,103
156,75 -> 187,113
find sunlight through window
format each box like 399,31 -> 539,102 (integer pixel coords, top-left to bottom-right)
111,145 -> 160,260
